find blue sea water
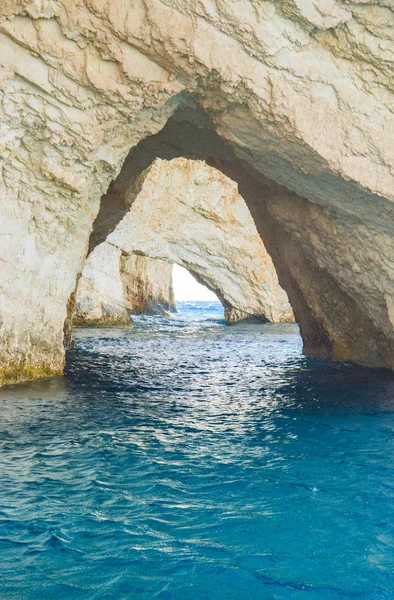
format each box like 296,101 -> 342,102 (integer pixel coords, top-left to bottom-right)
1,301 -> 394,599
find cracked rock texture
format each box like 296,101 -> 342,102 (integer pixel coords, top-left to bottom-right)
0,0 -> 393,383
74,242 -> 175,326
103,158 -> 293,324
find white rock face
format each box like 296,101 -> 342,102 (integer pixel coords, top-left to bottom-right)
0,0 -> 393,383
104,158 -> 293,323
74,242 -> 132,328
121,254 -> 175,316
75,243 -> 175,325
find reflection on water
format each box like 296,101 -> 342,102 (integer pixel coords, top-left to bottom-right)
1,302 -> 394,599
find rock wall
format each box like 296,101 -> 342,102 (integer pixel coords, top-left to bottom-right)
73,242 -> 132,328
74,243 -> 175,326
121,254 -> 175,317
0,0 -> 393,383
106,157 -> 293,324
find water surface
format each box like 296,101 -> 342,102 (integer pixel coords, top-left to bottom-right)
1,301 -> 394,599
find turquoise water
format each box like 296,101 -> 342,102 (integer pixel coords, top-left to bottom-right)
1,301 -> 394,599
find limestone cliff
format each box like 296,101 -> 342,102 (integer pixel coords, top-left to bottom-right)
121,254 -> 175,317
73,242 -> 132,328
75,244 -> 175,326
0,0 -> 393,383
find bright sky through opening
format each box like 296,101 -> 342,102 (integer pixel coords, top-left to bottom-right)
172,264 -> 218,301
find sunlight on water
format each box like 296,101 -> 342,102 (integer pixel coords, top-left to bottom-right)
1,302 -> 394,599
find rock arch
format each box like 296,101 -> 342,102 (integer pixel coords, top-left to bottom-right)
90,104 -> 394,369
76,158 -> 293,326
0,1 -> 393,383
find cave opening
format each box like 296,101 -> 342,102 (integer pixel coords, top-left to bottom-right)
68,95 -> 389,372
73,121 -> 294,333
172,264 -> 220,304
80,98 -> 296,330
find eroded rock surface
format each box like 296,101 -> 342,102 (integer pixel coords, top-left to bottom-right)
75,243 -> 175,326
74,242 -> 132,328
121,254 -> 176,317
0,0 -> 393,383
105,158 -> 293,324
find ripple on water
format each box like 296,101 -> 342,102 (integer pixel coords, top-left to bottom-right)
1,302 -> 394,599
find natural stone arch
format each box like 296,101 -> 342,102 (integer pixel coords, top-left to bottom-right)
77,157 -> 293,326
0,1 -> 393,384
90,104 -> 394,369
